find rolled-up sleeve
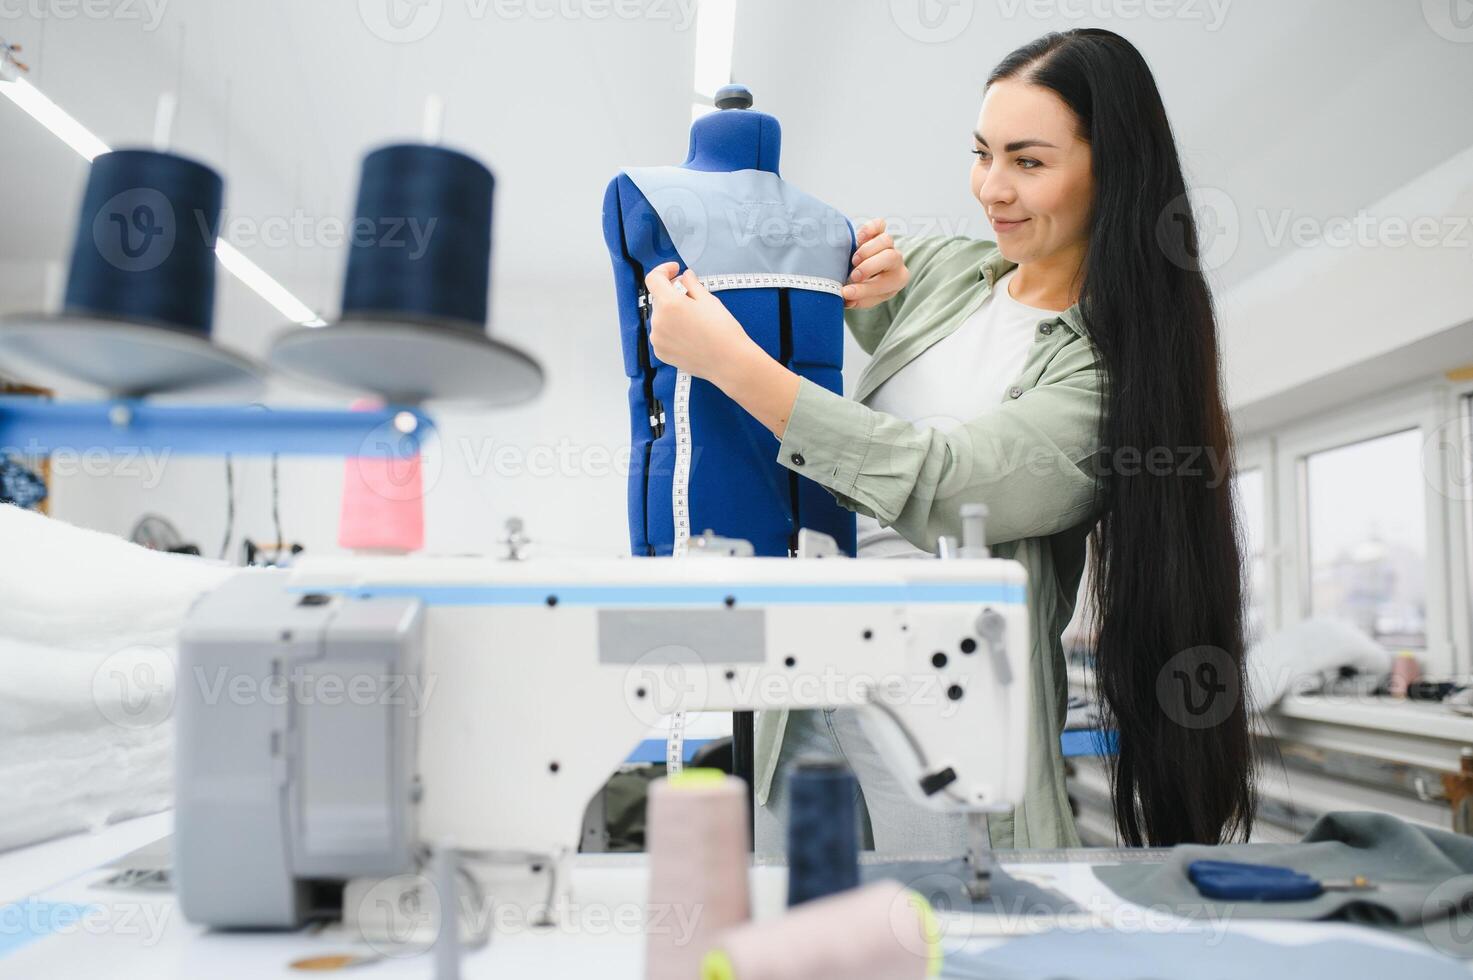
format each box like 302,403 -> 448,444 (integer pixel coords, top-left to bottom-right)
777,337 -> 1104,547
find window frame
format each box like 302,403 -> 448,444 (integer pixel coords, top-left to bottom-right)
1234,436 -> 1278,638
1271,385 -> 1454,672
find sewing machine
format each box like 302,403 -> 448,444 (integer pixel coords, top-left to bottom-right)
173,539 -> 1032,930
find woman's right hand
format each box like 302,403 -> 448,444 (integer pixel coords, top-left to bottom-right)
844,218 -> 909,310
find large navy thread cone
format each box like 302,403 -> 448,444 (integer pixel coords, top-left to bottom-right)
268,143 -> 542,407
0,148 -> 264,397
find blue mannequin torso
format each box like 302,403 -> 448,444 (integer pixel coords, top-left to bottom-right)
601,104 -> 855,558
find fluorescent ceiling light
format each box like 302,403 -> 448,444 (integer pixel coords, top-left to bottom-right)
215,241 -> 326,327
0,76 -> 108,161
0,76 -> 324,326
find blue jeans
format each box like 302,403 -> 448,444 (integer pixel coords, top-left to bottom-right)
753,707 -> 971,860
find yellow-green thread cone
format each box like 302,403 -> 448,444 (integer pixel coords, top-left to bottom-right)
701,948 -> 735,980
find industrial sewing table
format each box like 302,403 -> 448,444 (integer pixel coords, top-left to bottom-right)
0,813 -> 1456,978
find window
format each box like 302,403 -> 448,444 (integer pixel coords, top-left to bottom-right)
1234,467 -> 1268,646
1303,429 -> 1427,651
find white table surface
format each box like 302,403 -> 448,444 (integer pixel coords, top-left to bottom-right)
0,812 -> 1462,978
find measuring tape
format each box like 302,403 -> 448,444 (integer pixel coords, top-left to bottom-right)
663,271 -> 845,775
698,272 -> 846,297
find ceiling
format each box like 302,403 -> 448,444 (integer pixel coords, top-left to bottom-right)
2,0 -> 1470,361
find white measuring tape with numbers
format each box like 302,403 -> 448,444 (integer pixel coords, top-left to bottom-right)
664,272 -> 845,773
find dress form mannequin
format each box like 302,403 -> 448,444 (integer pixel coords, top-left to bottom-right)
601,86 -> 855,558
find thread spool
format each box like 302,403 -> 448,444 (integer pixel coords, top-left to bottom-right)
702,880 -> 941,980
267,144 -> 543,405
343,144 -> 494,330
645,769 -> 750,980
65,149 -> 222,335
0,148 -> 264,397
338,398 -> 424,553
785,759 -> 860,907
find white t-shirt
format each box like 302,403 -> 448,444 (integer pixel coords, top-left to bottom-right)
855,268 -> 1060,558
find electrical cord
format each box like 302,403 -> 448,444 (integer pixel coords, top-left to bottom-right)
219,455 -> 235,561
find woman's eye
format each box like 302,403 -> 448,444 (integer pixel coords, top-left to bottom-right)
1018,158 -> 1040,169
971,148 -> 989,160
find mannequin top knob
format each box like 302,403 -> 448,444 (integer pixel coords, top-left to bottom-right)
714,84 -> 753,110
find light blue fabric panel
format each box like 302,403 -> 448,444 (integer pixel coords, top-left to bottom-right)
621,167 -> 853,284
942,930 -> 1467,980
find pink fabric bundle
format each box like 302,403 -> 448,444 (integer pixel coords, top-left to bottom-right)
338,398 -> 424,553
644,770 -> 752,980
701,879 -> 940,980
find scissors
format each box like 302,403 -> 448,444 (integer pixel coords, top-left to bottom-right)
1187,860 -> 1375,901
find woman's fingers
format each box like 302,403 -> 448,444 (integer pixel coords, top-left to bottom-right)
850,246 -> 900,284
644,262 -> 683,303
854,217 -> 886,249
851,231 -> 894,267
678,268 -> 711,300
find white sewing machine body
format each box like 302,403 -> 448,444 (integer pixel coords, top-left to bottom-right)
174,553 -> 1031,928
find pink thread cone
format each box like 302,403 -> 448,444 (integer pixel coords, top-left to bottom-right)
338,398 -> 424,553
644,770 -> 751,980
700,880 -> 939,980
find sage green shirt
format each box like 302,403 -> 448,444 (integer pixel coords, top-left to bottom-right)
755,235 -> 1106,849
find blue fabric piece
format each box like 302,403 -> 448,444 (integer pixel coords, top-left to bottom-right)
940,929 -> 1467,980
0,458 -> 47,509
0,902 -> 99,961
601,107 -> 857,558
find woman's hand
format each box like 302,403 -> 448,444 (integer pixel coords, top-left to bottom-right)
644,263 -> 759,385
643,262 -> 801,439
844,218 -> 909,309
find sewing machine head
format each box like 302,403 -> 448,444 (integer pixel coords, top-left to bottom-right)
174,553 -> 1031,928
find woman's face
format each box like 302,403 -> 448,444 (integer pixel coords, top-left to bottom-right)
970,79 -> 1094,264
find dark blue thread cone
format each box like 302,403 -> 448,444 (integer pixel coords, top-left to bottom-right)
786,757 -> 862,907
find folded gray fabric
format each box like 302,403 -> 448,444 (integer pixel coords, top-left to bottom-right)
861,857 -> 1081,917
940,929 -> 1467,979
1093,811 -> 1473,958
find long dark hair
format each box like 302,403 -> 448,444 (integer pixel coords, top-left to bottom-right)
988,29 -> 1255,846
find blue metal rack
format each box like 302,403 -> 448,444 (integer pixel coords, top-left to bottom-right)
0,397 -> 434,458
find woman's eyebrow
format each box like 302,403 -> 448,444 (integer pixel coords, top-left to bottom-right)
973,132 -> 1059,152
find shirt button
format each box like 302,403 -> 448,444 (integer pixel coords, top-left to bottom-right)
1008,386 -> 1023,399
1039,322 -> 1054,335
790,452 -> 806,466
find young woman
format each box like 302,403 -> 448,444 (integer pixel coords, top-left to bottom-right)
643,28 -> 1255,850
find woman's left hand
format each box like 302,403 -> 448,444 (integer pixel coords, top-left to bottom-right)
644,262 -> 758,385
